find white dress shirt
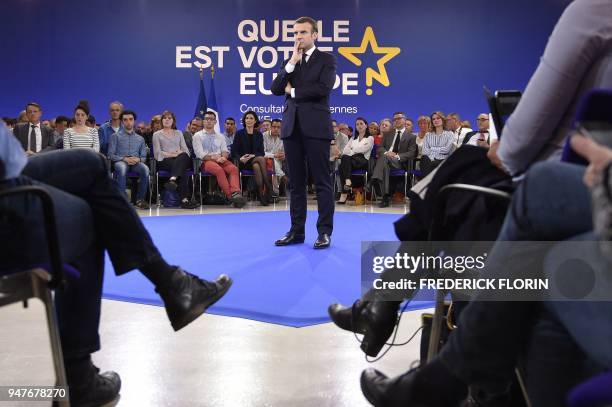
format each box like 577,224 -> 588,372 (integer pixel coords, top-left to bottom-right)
27,122 -> 42,152
285,46 -> 316,99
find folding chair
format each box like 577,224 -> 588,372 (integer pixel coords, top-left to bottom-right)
238,159 -> 275,201
149,148 -> 195,207
0,186 -> 71,407
194,158 -> 217,206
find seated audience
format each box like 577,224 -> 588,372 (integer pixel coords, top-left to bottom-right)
223,117 -> 237,153
136,121 -> 146,135
259,119 -> 271,134
12,102 -> 55,156
337,117 -> 374,204
359,139 -> 611,406
368,112 -> 417,208
263,118 -> 285,197
53,115 -> 70,147
17,110 -> 28,124
0,122 -> 232,407
379,118 -> 392,134
107,109 -> 150,209
231,110 -> 274,206
193,111 -> 246,208
463,113 -> 493,148
332,0 -> 612,403
63,102 -> 100,152
143,114 -> 162,148
337,122 -> 351,140
98,101 -> 124,156
331,120 -> 349,194
404,117 -> 414,135
415,115 -> 431,158
369,121 -> 382,147
152,110 -> 199,209
446,112 -> 472,146
182,116 -> 203,157
420,111 -> 455,176
86,115 -> 96,128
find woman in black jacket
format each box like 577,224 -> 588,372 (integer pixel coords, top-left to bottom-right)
231,110 -> 274,205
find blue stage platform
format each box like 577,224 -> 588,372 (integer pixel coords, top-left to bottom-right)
102,211 -> 432,327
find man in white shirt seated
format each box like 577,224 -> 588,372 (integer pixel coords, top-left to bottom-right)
12,102 -> 56,156
263,119 -> 285,197
193,111 -> 246,208
368,112 -> 417,207
446,112 -> 472,147
462,114 -> 496,148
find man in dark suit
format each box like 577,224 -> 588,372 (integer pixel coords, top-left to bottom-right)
13,102 -> 55,156
462,113 -> 492,148
271,16 -> 337,249
368,112 -> 417,207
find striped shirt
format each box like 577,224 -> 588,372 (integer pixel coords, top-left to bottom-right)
422,131 -> 455,161
63,127 -> 100,152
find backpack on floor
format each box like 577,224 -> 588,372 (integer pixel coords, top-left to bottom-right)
161,186 -> 180,207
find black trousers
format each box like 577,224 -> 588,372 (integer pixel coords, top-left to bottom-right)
157,152 -> 192,199
339,153 -> 368,186
282,116 -> 334,235
420,155 -> 443,177
6,149 -> 162,358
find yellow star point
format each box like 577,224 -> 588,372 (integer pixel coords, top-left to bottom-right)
338,26 -> 401,91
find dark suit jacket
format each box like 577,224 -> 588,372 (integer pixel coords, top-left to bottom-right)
378,130 -> 418,163
231,129 -> 265,161
462,131 -> 490,146
270,48 -> 337,140
13,123 -> 55,152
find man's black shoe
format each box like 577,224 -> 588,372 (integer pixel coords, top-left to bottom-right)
275,231 -> 305,246
66,358 -> 121,407
231,193 -> 247,208
379,195 -> 390,208
361,368 -> 425,407
180,199 -> 200,209
156,268 -> 233,331
328,300 -> 399,356
313,233 -> 331,249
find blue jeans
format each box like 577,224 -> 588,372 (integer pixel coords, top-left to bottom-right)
439,161 -> 601,405
113,160 -> 150,201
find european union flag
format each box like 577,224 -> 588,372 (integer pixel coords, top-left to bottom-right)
194,69 -> 207,119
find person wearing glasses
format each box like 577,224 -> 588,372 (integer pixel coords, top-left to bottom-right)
462,114 -> 495,148
367,112 -> 417,207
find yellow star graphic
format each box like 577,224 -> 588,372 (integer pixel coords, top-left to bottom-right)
338,26 -> 401,95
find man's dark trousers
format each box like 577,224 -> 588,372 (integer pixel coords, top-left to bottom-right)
283,114 -> 334,235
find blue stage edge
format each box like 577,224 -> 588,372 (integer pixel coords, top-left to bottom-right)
102,211 -> 433,327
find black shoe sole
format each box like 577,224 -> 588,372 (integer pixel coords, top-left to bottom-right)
170,278 -> 233,331
275,238 -> 305,246
313,243 -> 330,249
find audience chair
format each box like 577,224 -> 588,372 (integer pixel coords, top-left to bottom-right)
149,147 -> 195,207
0,186 -> 71,407
237,159 -> 275,200
568,372 -> 612,407
193,158 -> 217,206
